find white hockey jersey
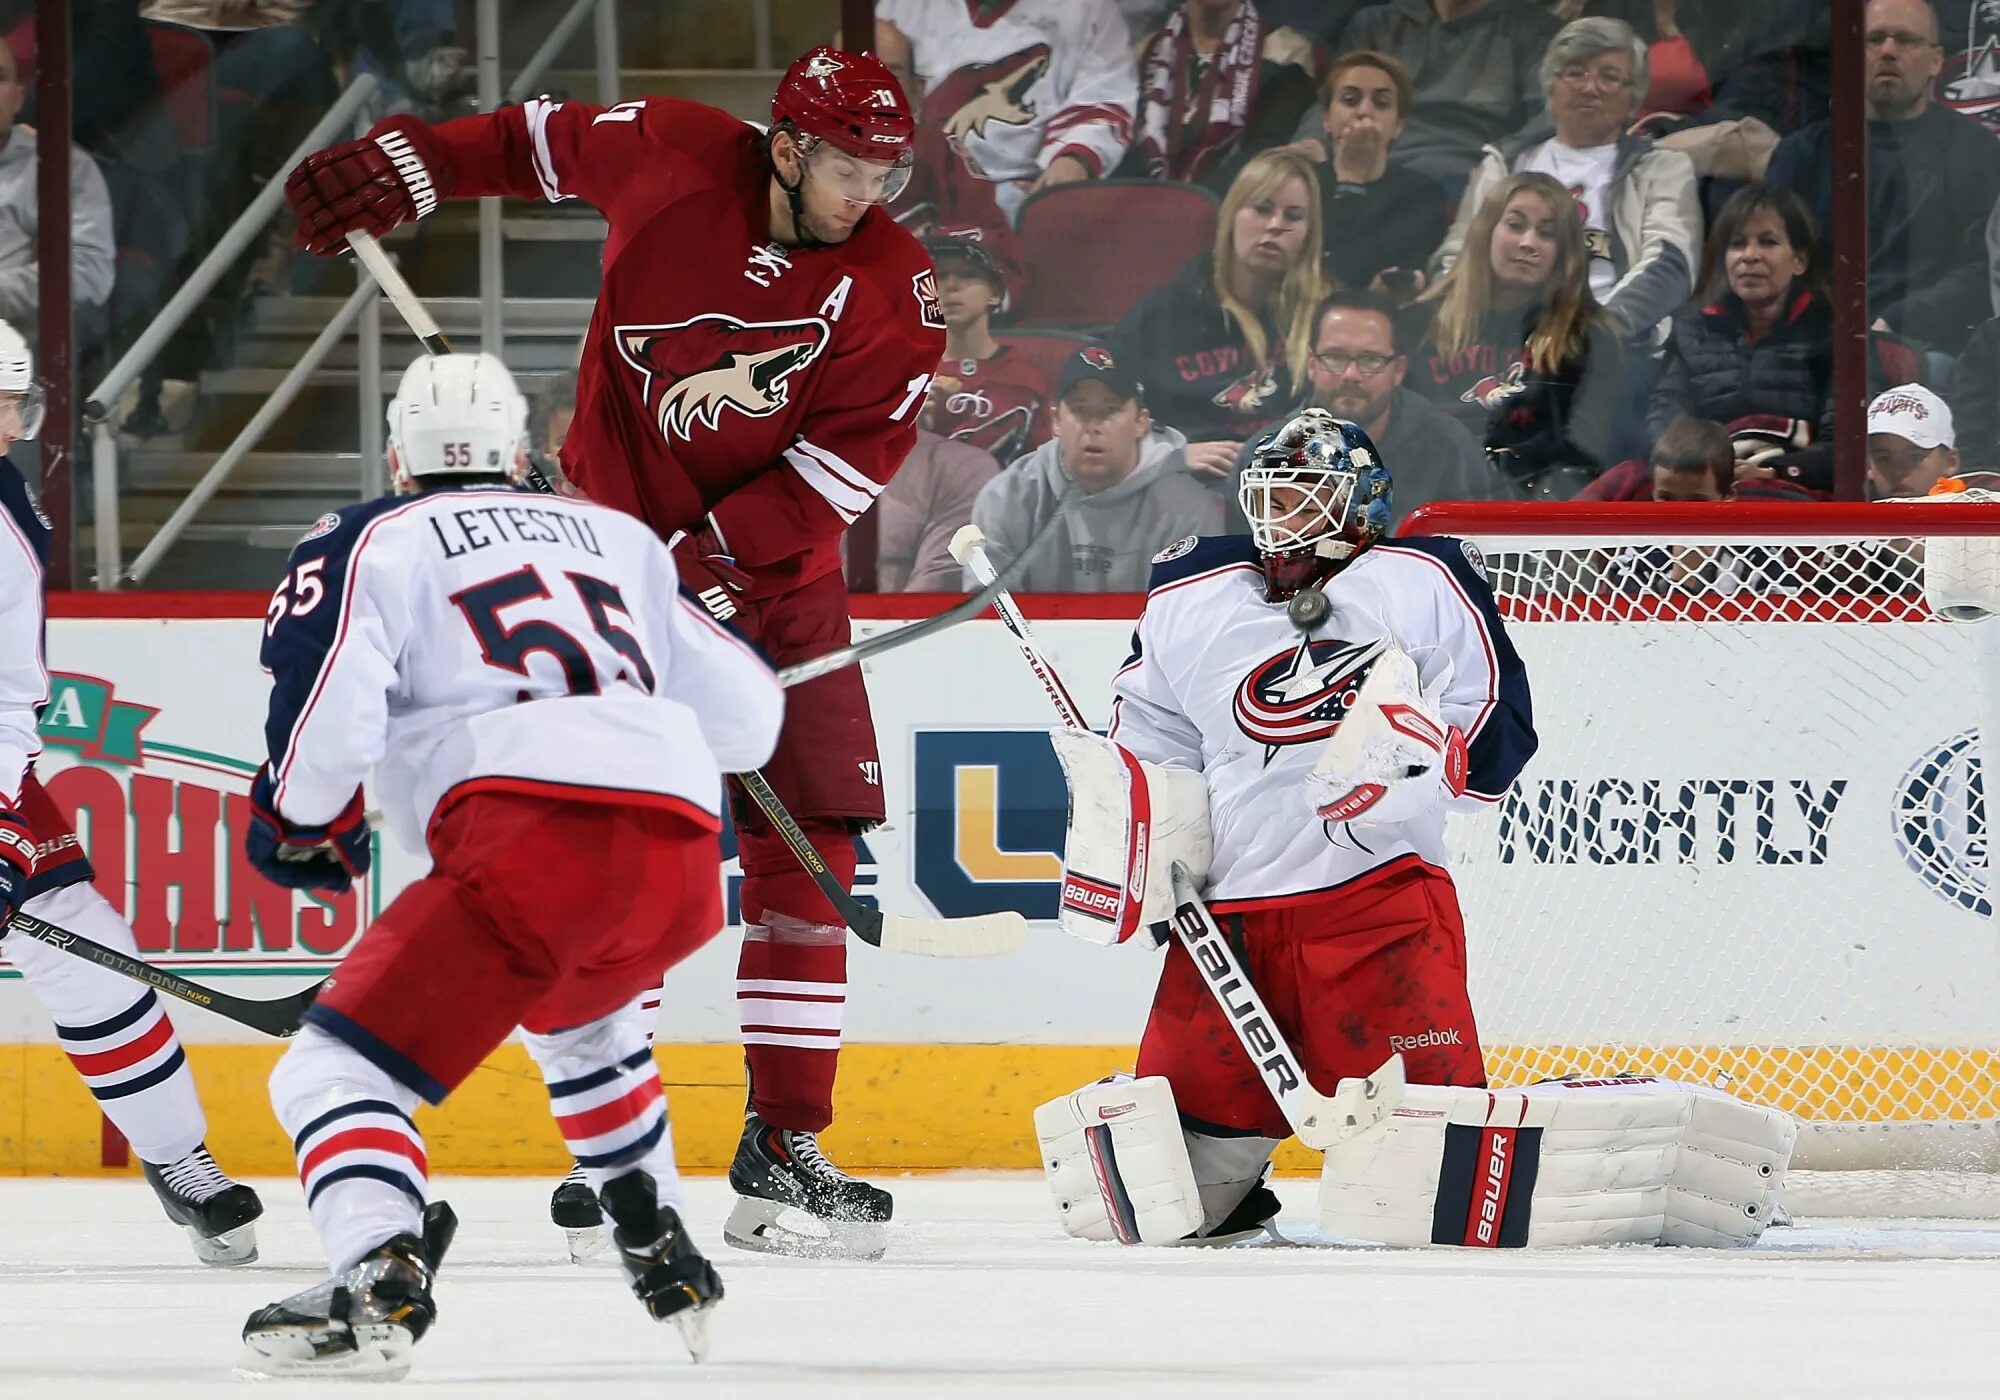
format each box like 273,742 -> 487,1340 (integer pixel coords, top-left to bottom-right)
1109,535 -> 1536,908
0,458 -> 46,807
259,483 -> 783,854
879,0 -> 1138,210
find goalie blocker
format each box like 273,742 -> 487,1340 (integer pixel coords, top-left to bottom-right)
1037,1073 -> 1795,1248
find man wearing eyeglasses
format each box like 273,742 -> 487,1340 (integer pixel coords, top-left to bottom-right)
1226,290 -> 1504,532
1767,0 -> 2000,355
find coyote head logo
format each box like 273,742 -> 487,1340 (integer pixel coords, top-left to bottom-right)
937,48 -> 1050,150
616,315 -> 830,442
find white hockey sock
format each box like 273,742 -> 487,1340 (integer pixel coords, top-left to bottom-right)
269,1027 -> 429,1277
9,882 -> 205,1165
525,996 -> 683,1213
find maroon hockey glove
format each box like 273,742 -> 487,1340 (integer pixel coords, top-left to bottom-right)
0,798 -> 37,923
673,526 -> 755,626
286,116 -> 451,257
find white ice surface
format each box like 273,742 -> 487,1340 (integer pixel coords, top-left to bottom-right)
5,1174 -> 2000,1398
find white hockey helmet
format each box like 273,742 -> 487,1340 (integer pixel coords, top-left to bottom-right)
386,352 -> 529,481
0,319 -> 46,442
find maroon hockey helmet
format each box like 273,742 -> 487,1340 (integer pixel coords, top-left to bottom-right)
771,46 -> 916,165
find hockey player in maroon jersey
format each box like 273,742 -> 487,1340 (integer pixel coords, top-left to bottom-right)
282,46 -> 947,1260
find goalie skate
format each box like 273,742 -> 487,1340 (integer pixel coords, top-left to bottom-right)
550,1161 -> 608,1262
724,1115 -> 891,1261
142,1144 -> 262,1267
237,1202 -> 458,1382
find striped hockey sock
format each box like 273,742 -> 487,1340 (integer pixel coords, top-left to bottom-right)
57,990 -> 205,1165
527,1004 -> 682,1207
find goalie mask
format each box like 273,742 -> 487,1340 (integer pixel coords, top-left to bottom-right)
1237,409 -> 1391,601
387,352 -> 529,484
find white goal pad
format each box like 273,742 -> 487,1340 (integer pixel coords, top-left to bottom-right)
1404,501 -> 2000,1216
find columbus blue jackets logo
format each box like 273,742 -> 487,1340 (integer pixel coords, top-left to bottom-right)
1233,636 -> 1389,761
617,314 -> 830,442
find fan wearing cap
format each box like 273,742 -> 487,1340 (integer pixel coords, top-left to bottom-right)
1866,384 -> 1961,499
279,49 -> 947,1260
923,235 -> 1052,464
967,345 -> 1220,591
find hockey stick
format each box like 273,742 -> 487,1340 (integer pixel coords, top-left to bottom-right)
353,231 -> 1035,957
7,911 -> 318,1038
950,525 -> 1404,1147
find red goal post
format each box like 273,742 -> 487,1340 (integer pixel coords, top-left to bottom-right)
1401,501 -> 2000,1198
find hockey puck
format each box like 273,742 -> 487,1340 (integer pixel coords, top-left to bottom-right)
1288,586 -> 1330,633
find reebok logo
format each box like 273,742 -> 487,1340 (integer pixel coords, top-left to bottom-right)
1388,1028 -> 1463,1053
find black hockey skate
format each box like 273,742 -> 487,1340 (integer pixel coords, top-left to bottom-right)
600,1170 -> 723,1362
1191,1178 -> 1284,1247
724,1114 -> 892,1260
237,1201 -> 458,1381
142,1144 -> 263,1266
550,1161 -> 608,1262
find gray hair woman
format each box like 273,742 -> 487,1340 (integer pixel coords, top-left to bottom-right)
1430,16 -> 1700,346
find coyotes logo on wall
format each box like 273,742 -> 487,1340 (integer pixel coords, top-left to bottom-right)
21,673 -> 368,967
616,314 -> 831,443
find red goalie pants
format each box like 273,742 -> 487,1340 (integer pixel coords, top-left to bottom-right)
729,566 -> 884,1133
307,790 -> 723,1100
1135,858 -> 1486,1140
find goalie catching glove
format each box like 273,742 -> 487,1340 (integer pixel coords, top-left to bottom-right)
1303,639 -> 1467,825
1049,729 -> 1212,946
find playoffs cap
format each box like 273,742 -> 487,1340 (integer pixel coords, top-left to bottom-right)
1057,345 -> 1144,404
1868,384 -> 1955,451
925,235 -> 1004,288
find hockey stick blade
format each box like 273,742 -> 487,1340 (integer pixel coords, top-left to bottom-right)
737,770 -> 1026,957
1167,863 -> 1404,1149
8,911 -> 322,1038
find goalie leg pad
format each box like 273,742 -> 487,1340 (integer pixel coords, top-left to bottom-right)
1317,1077 -> 1796,1248
1049,729 -> 1212,945
1035,1076 -> 1203,1244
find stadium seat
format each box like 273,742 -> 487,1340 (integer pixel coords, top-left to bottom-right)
1008,180 -> 1219,331
995,329 -> 1090,393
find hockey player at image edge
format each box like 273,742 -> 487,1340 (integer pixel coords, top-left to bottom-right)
1037,410 -> 1797,1250
237,353 -> 782,1378
0,319 -> 263,1266
281,45 -> 944,1259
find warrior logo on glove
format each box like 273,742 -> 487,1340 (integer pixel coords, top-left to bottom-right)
1232,636 -> 1390,761
616,315 -> 831,442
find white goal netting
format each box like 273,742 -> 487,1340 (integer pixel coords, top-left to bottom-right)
1410,501 -> 2000,1214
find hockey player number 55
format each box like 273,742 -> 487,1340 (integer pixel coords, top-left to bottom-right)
451,564 -> 656,695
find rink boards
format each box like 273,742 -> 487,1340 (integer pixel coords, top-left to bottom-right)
4,595 -> 1997,1175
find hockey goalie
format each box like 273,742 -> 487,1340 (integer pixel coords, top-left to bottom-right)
1034,410 -> 1798,1249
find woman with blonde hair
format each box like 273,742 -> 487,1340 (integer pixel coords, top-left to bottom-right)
1409,170 -> 1622,493
1111,149 -> 1325,478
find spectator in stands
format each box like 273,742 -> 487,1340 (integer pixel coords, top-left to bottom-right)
923,236 -> 1051,464
1647,413 -> 1734,500
1579,0 -> 1747,126
1432,17 -> 1701,345
1930,0 -> 2000,141
1110,149 -> 1324,465
0,36 -> 115,346
531,367 -> 577,492
1948,315 -> 2000,472
1309,50 -> 1453,299
1409,171 -> 1622,494
1286,0 -> 1563,195
1765,0 -> 2000,354
1866,383 -> 1960,498
1228,290 -> 1505,528
968,345 -> 1219,591
1119,0 -> 1324,190
876,0 -> 1138,221
854,428 -> 1001,592
1643,185 -> 1837,491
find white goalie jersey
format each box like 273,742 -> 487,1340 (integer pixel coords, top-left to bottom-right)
1107,535 -> 1537,909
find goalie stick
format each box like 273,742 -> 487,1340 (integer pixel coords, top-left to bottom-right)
949,525 -> 1403,1145
352,232 -> 1038,957
7,912 -> 318,1038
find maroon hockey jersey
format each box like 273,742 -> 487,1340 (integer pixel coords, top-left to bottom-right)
428,96 -> 947,599
927,344 -> 1052,465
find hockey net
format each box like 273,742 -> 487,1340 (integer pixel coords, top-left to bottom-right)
1405,501 -> 2000,1216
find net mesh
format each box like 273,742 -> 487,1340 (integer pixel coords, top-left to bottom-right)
1417,505 -> 2000,1210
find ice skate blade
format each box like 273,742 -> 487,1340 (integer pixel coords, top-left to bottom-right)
673,1302 -> 717,1363
234,1321 -> 415,1381
190,1220 -> 258,1267
723,1195 -> 886,1261
564,1223 -> 609,1264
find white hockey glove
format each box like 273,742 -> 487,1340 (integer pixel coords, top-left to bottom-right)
1035,1075 -> 1204,1244
1317,1075 -> 1796,1249
1049,729 -> 1212,946
1303,641 -> 1467,826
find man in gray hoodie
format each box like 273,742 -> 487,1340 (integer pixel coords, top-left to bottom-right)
968,346 -> 1221,592
0,36 -> 115,342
